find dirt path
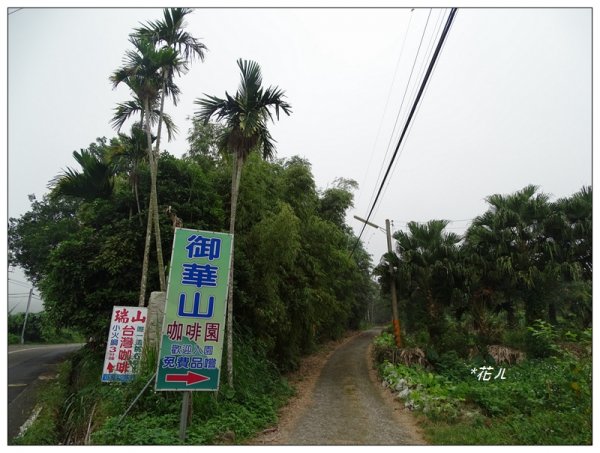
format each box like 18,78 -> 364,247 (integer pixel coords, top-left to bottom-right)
251,328 -> 426,446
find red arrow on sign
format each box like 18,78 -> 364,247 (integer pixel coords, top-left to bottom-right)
165,371 -> 209,385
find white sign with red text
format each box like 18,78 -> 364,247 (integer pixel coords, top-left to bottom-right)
101,306 -> 148,382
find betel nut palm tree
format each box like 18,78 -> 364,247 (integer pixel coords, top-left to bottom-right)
111,34 -> 183,305
135,8 -> 206,298
194,58 -> 291,387
136,7 -> 206,146
111,8 -> 206,306
134,7 -> 206,189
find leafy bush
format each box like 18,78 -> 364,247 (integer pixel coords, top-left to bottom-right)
526,320 -> 561,358
88,330 -> 293,445
8,312 -> 84,344
377,330 -> 592,445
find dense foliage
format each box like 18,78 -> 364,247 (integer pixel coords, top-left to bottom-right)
12,331 -> 292,446
374,184 -> 592,357
7,312 -> 84,344
8,126 -> 374,372
372,184 -> 592,445
377,324 -> 591,444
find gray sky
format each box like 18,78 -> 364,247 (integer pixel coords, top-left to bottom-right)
4,6 -> 593,313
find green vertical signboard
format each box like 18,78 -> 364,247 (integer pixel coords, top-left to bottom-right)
155,228 -> 233,391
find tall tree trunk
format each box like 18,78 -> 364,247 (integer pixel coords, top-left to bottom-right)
139,97 -> 159,305
152,158 -> 166,292
226,152 -> 243,388
151,72 -> 169,292
139,197 -> 154,306
134,177 -> 142,224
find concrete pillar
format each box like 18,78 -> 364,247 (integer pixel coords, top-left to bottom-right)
145,291 -> 166,349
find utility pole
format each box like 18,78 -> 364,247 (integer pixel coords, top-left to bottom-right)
20,287 -> 33,344
385,219 -> 402,348
354,215 -> 403,348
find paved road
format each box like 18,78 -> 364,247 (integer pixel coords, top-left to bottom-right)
285,329 -> 423,445
8,343 -> 83,440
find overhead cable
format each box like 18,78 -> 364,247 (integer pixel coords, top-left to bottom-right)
365,9 -> 432,215
351,7 -> 458,258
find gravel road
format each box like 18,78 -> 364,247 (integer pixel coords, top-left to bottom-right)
274,328 -> 425,445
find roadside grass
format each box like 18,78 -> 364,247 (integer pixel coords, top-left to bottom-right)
11,360 -> 72,445
14,330 -> 293,446
375,329 -> 592,445
424,409 -> 592,445
91,334 -> 293,445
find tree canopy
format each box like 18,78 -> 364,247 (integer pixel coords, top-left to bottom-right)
9,121 -> 374,371
375,184 -> 592,357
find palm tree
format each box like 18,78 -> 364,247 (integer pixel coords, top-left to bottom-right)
466,185 -> 554,325
50,140 -> 114,201
111,35 -> 184,304
387,220 -> 462,343
134,7 -> 206,206
115,8 -> 206,306
108,123 -> 150,219
195,59 -> 291,387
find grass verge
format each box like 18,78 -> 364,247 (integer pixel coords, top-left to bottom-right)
11,360 -> 72,445
13,331 -> 294,445
376,333 -> 592,445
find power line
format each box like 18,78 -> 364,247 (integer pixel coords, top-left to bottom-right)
353,8 -> 458,255
355,9 -> 415,212
374,9 -> 449,218
351,7 -> 458,258
364,9 -> 432,216
8,8 -> 23,16
8,278 -> 33,288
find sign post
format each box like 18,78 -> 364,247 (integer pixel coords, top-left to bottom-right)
156,228 -> 233,393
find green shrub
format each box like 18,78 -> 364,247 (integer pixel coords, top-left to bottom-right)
526,320 -> 561,358
377,330 -> 592,445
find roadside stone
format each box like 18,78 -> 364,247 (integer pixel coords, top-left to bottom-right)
397,388 -> 411,400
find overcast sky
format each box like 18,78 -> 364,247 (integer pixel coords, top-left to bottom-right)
4,5 -> 593,313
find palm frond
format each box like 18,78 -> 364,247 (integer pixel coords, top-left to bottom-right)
135,8 -> 207,63
50,149 -> 115,200
111,101 -> 142,132
154,110 -> 178,141
193,58 -> 291,162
